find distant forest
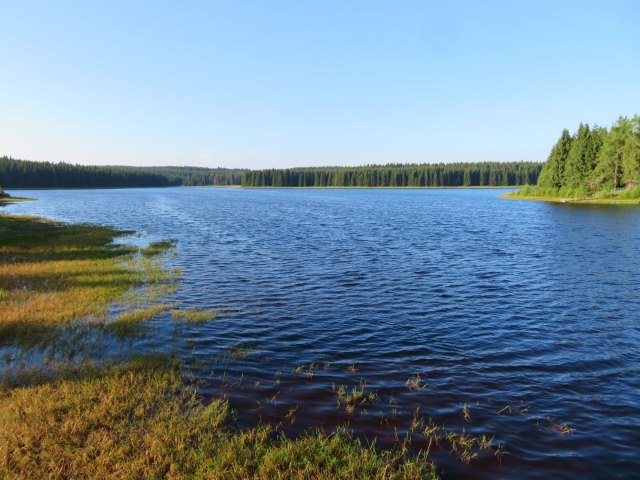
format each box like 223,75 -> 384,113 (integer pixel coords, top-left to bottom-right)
1,156 -> 542,190
241,162 -> 542,187
0,157 -> 245,188
527,115 -> 640,197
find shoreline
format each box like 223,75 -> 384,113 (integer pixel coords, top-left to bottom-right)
223,185 -> 521,190
0,196 -> 36,204
501,192 -> 640,205
5,185 -> 523,191
0,213 -> 441,479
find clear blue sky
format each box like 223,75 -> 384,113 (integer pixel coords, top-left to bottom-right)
1,1 -> 638,168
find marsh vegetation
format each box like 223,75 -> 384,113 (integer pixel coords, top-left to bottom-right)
0,213 -> 449,479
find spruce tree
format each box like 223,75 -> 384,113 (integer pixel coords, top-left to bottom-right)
564,123 -> 591,192
621,115 -> 640,184
594,117 -> 629,189
536,129 -> 573,191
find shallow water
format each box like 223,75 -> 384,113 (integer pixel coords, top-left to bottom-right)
4,187 -> 640,479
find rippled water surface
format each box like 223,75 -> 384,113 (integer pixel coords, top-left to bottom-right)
5,187 -> 640,479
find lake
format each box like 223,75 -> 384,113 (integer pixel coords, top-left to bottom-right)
4,187 -> 640,479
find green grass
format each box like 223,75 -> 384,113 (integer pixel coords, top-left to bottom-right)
503,192 -> 640,204
0,355 -> 439,479
502,186 -> 640,205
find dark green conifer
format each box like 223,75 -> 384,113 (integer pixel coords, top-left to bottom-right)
536,129 -> 572,191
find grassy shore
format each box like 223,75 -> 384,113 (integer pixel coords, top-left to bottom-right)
502,191 -> 640,205
0,196 -> 35,204
1,356 -> 436,479
0,213 -> 438,479
239,185 -> 522,190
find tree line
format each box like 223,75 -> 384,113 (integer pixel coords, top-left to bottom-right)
241,162 -> 542,187
0,157 -> 245,188
1,156 -> 542,190
527,115 -> 640,197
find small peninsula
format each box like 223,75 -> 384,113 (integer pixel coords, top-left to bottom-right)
504,115 -> 640,204
0,187 -> 33,204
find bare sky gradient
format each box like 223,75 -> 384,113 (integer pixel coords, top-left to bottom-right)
1,0 -> 638,168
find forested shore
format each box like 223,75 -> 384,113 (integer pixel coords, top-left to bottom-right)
241,162 -> 541,187
0,157 -> 245,188
511,115 -> 640,201
1,156 -> 541,190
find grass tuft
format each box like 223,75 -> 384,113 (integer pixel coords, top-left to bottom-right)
140,239 -> 177,256
334,381 -> 380,415
406,374 -> 428,391
171,308 -> 219,323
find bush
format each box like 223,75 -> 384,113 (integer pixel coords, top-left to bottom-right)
517,184 -> 534,196
619,186 -> 640,199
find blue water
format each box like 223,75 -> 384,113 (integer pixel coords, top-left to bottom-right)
4,187 -> 640,479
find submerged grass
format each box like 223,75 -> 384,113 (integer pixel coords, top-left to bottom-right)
171,308 -> 219,323
0,355 -> 438,479
409,408 -> 503,466
406,374 -> 428,391
107,304 -> 175,337
140,239 -> 177,257
334,381 -> 380,415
